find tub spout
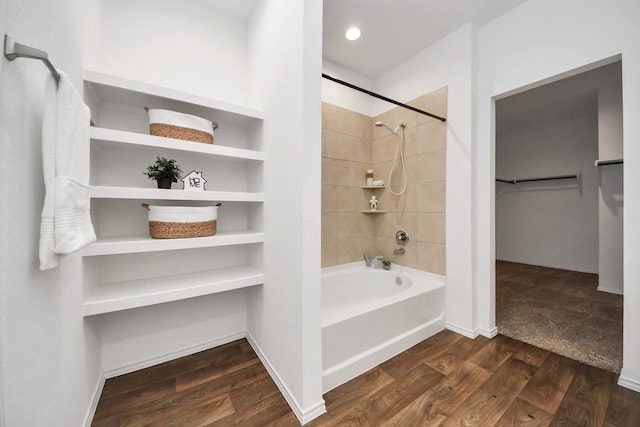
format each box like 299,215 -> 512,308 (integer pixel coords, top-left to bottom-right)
393,247 -> 405,255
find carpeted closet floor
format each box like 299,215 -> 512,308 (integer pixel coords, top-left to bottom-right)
496,260 -> 623,373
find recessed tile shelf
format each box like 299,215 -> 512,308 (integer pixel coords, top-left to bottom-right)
83,265 -> 263,316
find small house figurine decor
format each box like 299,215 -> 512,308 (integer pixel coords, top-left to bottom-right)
181,171 -> 207,191
144,156 -> 182,189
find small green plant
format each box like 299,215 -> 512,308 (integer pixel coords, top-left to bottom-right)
144,156 -> 182,182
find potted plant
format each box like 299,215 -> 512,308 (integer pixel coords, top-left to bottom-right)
144,156 -> 182,189
382,259 -> 391,270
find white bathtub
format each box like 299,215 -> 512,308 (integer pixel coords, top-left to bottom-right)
322,262 -> 445,392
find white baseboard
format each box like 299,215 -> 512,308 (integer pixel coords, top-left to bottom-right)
597,285 -> 624,295
104,331 -> 246,378
246,332 -> 326,425
445,322 -> 478,339
84,374 -> 106,427
477,326 -> 498,338
446,323 -> 498,339
618,369 -> 640,392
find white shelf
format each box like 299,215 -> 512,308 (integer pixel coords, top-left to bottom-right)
83,231 -> 264,256
84,70 -> 263,127
90,186 -> 264,202
361,210 -> 387,214
90,127 -> 264,161
83,265 -> 264,316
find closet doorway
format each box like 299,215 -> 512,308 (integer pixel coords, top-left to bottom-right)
494,60 -> 623,373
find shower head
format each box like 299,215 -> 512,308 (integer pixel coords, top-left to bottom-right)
375,121 -> 406,135
375,121 -> 398,135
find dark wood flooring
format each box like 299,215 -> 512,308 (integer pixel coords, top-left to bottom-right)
92,331 -> 640,426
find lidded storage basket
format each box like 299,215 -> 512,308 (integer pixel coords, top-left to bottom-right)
141,203 -> 221,239
145,107 -> 219,144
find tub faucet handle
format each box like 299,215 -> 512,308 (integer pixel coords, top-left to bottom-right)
396,230 -> 409,245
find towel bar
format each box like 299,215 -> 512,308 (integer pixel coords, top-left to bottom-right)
3,34 -> 60,84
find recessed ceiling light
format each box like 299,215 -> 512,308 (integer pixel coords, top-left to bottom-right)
345,27 -> 361,41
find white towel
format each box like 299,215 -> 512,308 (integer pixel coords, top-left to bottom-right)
39,71 -> 96,270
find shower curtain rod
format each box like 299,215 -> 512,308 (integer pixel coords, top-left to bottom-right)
322,73 -> 447,122
3,34 -> 60,84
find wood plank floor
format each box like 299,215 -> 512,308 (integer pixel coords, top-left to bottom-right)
92,332 -> 640,426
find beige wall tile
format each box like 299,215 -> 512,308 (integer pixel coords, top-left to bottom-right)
416,242 -> 446,275
321,212 -> 338,240
417,181 -> 446,213
412,86 -> 448,125
417,122 -> 447,154
322,102 -> 338,132
322,238 -> 337,267
322,130 -> 338,158
417,213 -> 446,244
403,126 -> 421,157
322,157 -> 338,185
334,133 -> 358,160
322,184 -> 337,212
336,185 -> 357,212
407,149 -> 446,184
372,134 -> 397,163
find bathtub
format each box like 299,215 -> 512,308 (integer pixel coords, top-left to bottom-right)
322,262 -> 445,392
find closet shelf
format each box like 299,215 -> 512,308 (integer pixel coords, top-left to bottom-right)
83,231 -> 264,256
495,173 -> 580,184
90,127 -> 264,161
90,186 -> 264,202
595,159 -> 623,166
84,70 -> 263,126
83,265 -> 264,316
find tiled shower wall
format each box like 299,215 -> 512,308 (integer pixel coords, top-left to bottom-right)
322,86 -> 447,275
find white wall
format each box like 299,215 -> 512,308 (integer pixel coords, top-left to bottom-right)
475,0 -> 640,390
495,100 -> 599,273
247,0 -> 325,423
598,81 -> 624,293
322,58 -> 374,116
0,1 -> 102,425
86,0 -> 252,108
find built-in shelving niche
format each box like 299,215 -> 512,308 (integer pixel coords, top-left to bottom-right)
82,70 -> 265,316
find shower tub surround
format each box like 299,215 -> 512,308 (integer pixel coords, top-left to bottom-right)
321,262 -> 445,392
321,86 -> 447,275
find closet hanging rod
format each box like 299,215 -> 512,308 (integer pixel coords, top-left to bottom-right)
321,73 -> 447,122
496,174 -> 580,184
3,34 -> 60,84
595,159 -> 623,166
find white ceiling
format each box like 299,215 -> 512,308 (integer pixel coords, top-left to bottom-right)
323,0 -> 527,79
496,61 -> 622,136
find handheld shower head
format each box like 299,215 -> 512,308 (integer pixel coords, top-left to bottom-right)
375,121 -> 398,135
